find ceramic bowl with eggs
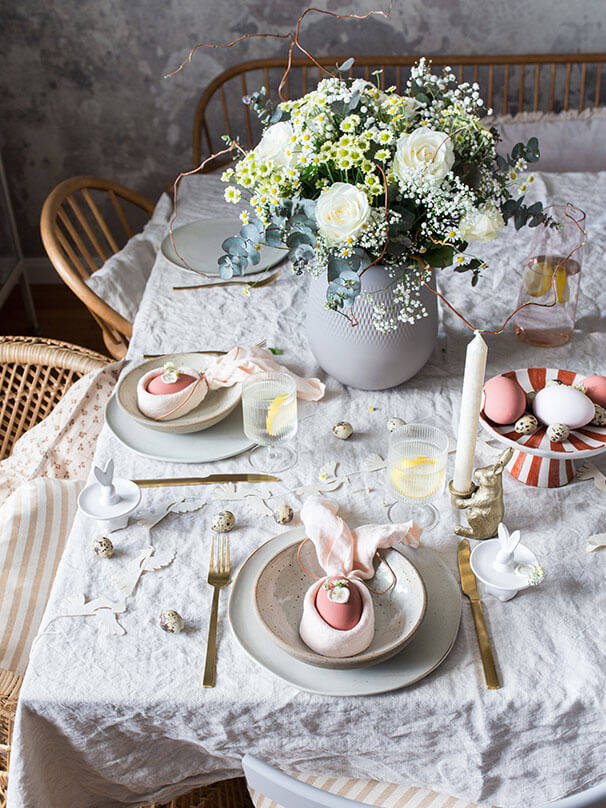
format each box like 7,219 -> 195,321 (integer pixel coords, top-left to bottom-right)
116,353 -> 242,434
479,367 -> 606,487
253,538 -> 426,669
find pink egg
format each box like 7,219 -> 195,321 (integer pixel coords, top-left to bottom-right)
582,375 -> 606,408
315,577 -> 363,631
482,375 -> 527,425
146,372 -> 197,395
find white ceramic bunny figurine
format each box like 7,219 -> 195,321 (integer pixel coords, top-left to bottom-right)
93,460 -> 120,506
493,523 -> 521,574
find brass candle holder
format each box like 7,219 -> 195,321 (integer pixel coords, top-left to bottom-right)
449,448 -> 513,541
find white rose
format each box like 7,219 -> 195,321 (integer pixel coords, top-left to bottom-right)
393,126 -> 455,184
254,121 -> 294,168
459,203 -> 505,242
316,182 -> 370,247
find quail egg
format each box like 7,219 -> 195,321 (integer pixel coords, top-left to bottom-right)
526,390 -> 537,407
274,504 -> 294,525
591,404 -> 606,426
92,536 -> 114,558
332,421 -> 353,440
514,414 -> 539,435
159,610 -> 184,634
387,417 -> 406,432
547,378 -> 568,387
211,510 -> 235,532
547,423 -> 570,443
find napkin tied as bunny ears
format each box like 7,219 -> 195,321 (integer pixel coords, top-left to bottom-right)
298,495 -> 421,658
137,345 -> 325,420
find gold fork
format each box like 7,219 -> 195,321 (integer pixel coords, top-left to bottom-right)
203,533 -> 231,688
172,269 -> 280,291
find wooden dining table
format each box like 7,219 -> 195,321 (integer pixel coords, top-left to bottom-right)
7,171 -> 606,808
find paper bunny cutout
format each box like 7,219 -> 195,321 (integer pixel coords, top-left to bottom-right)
298,495 -> 421,658
494,523 -> 521,573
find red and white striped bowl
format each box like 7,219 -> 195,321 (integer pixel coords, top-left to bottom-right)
479,367 -> 606,488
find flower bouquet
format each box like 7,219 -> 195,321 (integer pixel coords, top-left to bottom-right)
217,58 -> 547,387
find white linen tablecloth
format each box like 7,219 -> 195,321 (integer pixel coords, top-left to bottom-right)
8,172 -> 606,808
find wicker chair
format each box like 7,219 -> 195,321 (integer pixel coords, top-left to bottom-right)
0,336 -> 110,808
192,52 -> 606,169
40,176 -> 155,360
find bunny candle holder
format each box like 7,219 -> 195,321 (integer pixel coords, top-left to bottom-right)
469,523 -> 544,601
449,448 -> 513,540
78,459 -> 141,533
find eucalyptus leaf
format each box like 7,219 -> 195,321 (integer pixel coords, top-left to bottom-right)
286,231 -> 314,249
222,236 -> 248,257
265,226 -> 284,248
337,57 -> 355,72
241,224 -> 263,243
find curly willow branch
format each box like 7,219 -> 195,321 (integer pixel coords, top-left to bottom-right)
165,3 -> 393,102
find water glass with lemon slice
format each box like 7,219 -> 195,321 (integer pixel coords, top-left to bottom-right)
514,204 -> 585,347
387,423 -> 448,530
242,372 -> 297,472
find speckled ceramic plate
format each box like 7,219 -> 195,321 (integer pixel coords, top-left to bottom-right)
115,353 -> 241,434
229,528 -> 461,696
253,539 -> 426,669
160,217 -> 284,276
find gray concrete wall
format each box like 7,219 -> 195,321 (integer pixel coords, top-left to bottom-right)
2,0 -> 604,255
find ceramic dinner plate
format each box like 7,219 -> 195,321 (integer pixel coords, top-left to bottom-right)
160,217 -> 284,276
254,540 -> 426,669
229,527 -> 461,696
115,353 -> 241,434
105,395 -> 254,464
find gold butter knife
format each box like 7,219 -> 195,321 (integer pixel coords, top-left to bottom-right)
457,539 -> 501,690
132,473 -> 279,488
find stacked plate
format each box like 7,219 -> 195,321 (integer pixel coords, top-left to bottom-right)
229,527 -> 462,695
105,353 -> 254,464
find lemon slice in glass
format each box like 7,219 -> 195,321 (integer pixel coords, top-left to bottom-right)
390,456 -> 443,499
523,261 -> 569,302
554,266 -> 569,303
266,393 -> 291,436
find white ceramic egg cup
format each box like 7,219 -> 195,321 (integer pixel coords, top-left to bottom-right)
470,523 -> 542,601
78,460 -> 141,533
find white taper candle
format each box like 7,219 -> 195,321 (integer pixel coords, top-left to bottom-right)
453,331 -> 488,493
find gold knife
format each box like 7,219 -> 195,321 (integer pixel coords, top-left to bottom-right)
132,473 -> 279,488
457,539 -> 501,690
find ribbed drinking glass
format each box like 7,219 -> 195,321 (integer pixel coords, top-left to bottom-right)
242,371 -> 298,472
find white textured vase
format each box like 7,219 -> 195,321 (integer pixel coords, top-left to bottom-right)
305,265 -> 438,390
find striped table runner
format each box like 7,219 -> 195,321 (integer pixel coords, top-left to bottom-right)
0,478 -> 83,675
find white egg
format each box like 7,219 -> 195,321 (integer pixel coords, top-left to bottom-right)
533,385 -> 594,429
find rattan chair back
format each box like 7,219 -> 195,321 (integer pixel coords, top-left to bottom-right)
193,52 -> 606,169
0,336 -> 109,460
0,336 -> 109,806
40,176 -> 155,359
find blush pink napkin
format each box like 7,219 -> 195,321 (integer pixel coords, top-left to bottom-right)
298,495 -> 421,657
205,345 -> 325,400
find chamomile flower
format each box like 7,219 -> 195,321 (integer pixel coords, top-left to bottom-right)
224,186 -> 241,203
